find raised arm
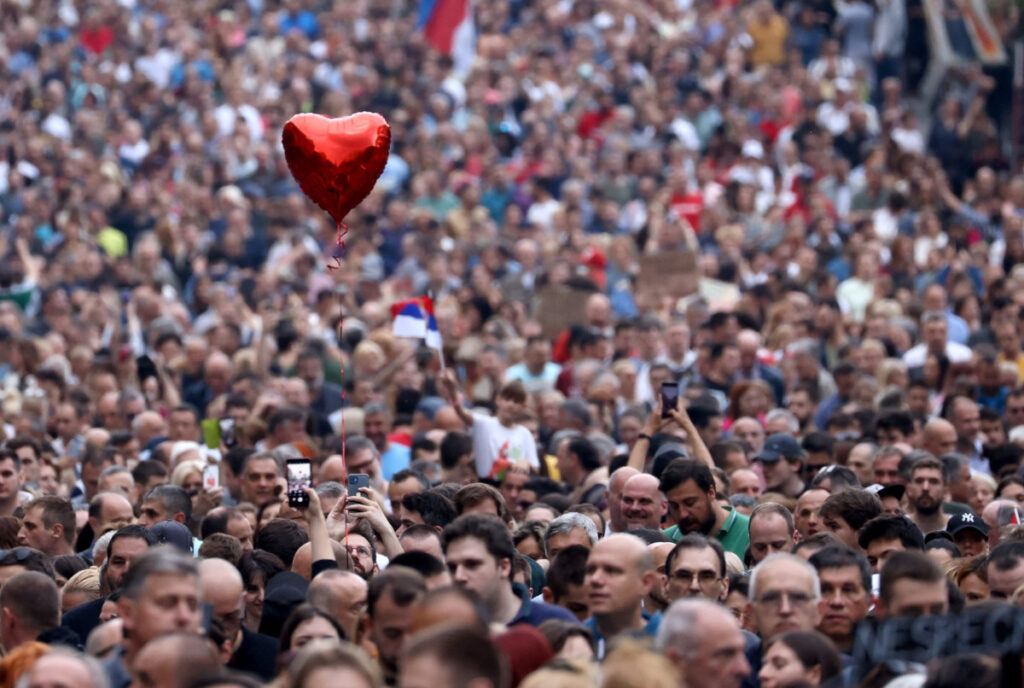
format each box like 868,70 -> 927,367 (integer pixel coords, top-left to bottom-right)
303,486 -> 335,566
439,369 -> 474,427
670,402 -> 714,469
627,402 -> 666,472
346,487 -> 403,559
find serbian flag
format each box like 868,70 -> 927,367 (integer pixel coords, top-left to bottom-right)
1012,508 -> 1021,526
391,297 -> 444,364
417,0 -> 475,77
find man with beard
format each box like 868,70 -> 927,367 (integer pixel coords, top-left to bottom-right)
346,522 -> 379,580
62,525 -> 157,641
905,457 -> 949,533
659,459 -> 750,559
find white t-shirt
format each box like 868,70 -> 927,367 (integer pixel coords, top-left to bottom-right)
471,413 -> 539,479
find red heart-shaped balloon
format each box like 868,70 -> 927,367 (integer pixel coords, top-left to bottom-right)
281,112 -> 391,224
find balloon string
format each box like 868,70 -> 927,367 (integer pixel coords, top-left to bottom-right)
334,220 -> 347,468
327,220 -> 348,272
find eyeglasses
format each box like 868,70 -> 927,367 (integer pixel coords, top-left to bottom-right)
755,589 -> 815,609
670,569 -> 721,586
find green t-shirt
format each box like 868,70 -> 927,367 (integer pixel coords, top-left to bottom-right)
663,506 -> 751,560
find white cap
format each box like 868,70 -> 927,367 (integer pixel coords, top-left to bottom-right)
741,140 -> 764,158
170,441 -> 203,464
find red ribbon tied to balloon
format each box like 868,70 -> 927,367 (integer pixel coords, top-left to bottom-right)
281,112 -> 391,255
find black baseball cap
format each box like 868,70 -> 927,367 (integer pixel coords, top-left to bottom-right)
754,434 -> 805,462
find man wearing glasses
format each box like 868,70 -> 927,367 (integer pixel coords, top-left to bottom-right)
664,534 -> 730,603
745,553 -> 822,681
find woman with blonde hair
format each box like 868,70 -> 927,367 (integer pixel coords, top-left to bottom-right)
601,640 -> 680,688
519,660 -> 596,688
62,567 -> 101,614
285,638 -> 382,688
171,460 -> 206,494
968,471 -> 997,514
875,358 -> 909,389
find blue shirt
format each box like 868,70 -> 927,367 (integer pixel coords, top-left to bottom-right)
510,583 -> 575,627
584,610 -> 661,659
380,443 -> 411,481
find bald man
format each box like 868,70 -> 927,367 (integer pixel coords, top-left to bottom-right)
186,352 -> 233,413
983,499 -> 1020,548
921,419 -> 957,459
307,569 -> 368,641
291,540 -> 351,580
198,558 -> 277,679
647,542 -> 675,614
620,474 -> 667,531
729,469 -> 763,499
584,293 -> 612,331
659,599 -> 751,688
731,418 -> 766,455
605,467 -> 639,534
131,633 -> 222,688
133,411 -> 168,458
584,533 -> 659,656
319,455 -> 346,485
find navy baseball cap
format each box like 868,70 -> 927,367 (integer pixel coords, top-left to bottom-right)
946,512 -> 988,538
148,521 -> 193,554
754,434 -> 805,462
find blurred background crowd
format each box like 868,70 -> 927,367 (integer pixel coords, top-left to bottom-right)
0,0 -> 1020,687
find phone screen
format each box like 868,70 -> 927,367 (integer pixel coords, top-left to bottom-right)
286,459 -> 312,508
661,382 -> 679,418
219,417 -> 237,449
203,464 -> 220,490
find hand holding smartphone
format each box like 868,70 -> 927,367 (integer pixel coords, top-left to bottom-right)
219,417 -> 237,449
286,459 -> 312,509
347,474 -> 370,497
660,381 -> 679,418
203,464 -> 220,490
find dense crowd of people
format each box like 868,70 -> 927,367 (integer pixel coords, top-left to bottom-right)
0,0 -> 1023,686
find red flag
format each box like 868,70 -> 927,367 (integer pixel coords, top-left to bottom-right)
1012,508 -> 1021,526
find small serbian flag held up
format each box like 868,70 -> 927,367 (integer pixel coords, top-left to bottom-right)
391,297 -> 444,368
417,0 -> 475,77
1012,508 -> 1022,526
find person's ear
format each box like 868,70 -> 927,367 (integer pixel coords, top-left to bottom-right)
641,569 -> 656,595
720,572 -> 731,601
807,664 -> 822,685
51,523 -> 64,543
174,512 -> 186,525
541,586 -> 554,604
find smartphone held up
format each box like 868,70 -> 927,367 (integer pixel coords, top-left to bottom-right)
286,459 -> 312,508
660,381 -> 679,418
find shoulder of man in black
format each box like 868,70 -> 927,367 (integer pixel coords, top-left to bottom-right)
227,625 -> 279,681
61,596 -> 107,642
